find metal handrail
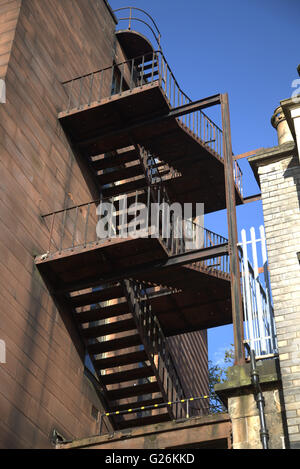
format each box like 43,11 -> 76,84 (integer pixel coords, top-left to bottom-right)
60,50 -> 242,192
234,159 -> 243,196
114,6 -> 162,48
60,50 -> 188,102
60,50 -> 224,158
39,189 -> 229,261
101,395 -> 210,419
127,278 -> 186,419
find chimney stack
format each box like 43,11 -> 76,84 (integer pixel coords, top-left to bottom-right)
271,106 -> 293,145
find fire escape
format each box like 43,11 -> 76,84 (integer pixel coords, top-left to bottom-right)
35,8 -> 245,430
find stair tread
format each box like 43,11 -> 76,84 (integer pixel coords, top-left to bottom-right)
138,70 -> 159,80
137,61 -> 158,72
106,381 -> 160,401
101,365 -> 154,385
97,163 -> 143,186
70,285 -> 124,308
77,301 -> 129,324
110,397 -> 164,413
87,334 -> 142,355
116,413 -> 170,430
91,150 -> 139,171
82,318 -> 136,339
102,177 -> 146,198
94,350 -> 148,370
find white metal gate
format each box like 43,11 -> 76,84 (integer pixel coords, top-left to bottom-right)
238,226 -> 278,358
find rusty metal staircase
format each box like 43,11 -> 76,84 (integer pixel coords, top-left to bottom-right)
34,25 -> 242,431
72,278 -> 185,429
58,50 -> 243,214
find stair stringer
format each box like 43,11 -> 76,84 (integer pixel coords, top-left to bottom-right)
123,278 -> 186,421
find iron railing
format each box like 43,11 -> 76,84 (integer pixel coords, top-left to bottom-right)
242,258 -> 276,356
234,159 -> 243,196
147,184 -> 230,276
137,152 -> 230,277
125,278 -> 187,420
239,226 -> 278,358
60,51 -> 223,156
99,394 -> 218,435
113,7 -> 162,50
39,188 -> 229,277
60,50 -> 243,192
112,7 -> 242,195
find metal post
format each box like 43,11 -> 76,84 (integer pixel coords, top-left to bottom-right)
88,73 -> 94,106
48,213 -> 55,254
67,80 -> 74,112
99,413 -> 103,435
128,6 -> 132,30
221,93 -> 245,364
84,203 -> 90,248
241,229 -> 255,352
78,77 -> 83,109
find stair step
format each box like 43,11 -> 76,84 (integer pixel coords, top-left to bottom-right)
102,189 -> 148,209
106,381 -> 160,401
82,318 -> 136,339
87,334 -> 142,355
94,350 -> 147,370
137,61 -> 158,72
91,150 -> 139,171
110,397 -> 164,413
97,163 -> 143,186
138,70 -> 159,80
120,191 -> 148,208
134,55 -> 157,66
70,285 -> 124,308
117,413 -> 170,430
156,169 -> 171,178
77,301 -> 129,324
148,160 -> 165,169
101,365 -> 154,385
102,177 -> 146,198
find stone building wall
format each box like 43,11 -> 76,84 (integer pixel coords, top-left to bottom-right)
215,357 -> 286,449
253,146 -> 300,448
228,388 -> 285,449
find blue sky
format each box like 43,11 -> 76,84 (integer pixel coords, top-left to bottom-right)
109,0 -> 300,365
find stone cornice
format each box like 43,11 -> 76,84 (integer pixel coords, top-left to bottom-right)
248,141 -> 296,186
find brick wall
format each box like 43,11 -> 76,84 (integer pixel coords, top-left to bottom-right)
258,153 -> 300,448
0,0 -> 116,448
0,0 -> 22,79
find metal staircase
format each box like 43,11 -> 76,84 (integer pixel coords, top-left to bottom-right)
35,16 -> 243,431
59,50 -> 243,213
72,278 -> 185,429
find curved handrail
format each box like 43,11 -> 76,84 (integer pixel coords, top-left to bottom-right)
114,6 -> 162,48
60,49 -> 223,149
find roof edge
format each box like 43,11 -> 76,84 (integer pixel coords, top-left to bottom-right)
103,0 -> 118,24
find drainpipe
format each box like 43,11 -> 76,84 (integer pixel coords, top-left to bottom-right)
245,343 -> 269,449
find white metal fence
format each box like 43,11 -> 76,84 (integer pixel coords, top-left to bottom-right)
239,226 -> 278,358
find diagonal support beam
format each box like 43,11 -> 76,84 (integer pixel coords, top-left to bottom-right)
233,149 -> 263,160
242,194 -> 261,204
